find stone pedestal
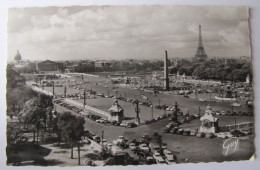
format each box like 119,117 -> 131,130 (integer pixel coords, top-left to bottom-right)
200,105 -> 219,134
109,100 -> 124,123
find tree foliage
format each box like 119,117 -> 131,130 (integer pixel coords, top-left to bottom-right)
57,112 -> 85,158
170,59 -> 252,81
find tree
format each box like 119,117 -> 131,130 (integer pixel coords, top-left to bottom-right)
7,86 -> 36,116
57,112 -> 85,159
18,96 -> 48,144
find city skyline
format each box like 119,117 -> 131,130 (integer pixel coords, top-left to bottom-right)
7,5 -> 250,61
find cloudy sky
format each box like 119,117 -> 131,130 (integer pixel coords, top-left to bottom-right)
7,5 -> 250,61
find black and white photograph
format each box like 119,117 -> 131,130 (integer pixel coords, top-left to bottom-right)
4,4 -> 256,167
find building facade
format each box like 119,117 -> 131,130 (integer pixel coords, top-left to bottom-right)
36,60 -> 60,73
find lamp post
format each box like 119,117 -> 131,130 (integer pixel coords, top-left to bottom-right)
151,105 -> 154,119
64,85 -> 67,98
234,118 -> 237,130
174,101 -> 179,123
83,89 -> 86,107
135,99 -> 140,125
52,81 -> 55,96
114,90 -> 118,101
199,106 -> 201,118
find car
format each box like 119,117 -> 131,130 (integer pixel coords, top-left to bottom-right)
205,133 -> 214,139
161,145 -> 167,150
157,157 -> 167,164
146,156 -> 156,164
215,111 -> 221,116
105,143 -> 113,150
96,119 -> 105,123
221,111 -> 227,116
120,122 -> 128,127
216,133 -> 228,139
155,116 -> 162,120
127,123 -> 137,128
165,156 -> 176,164
170,127 -> 179,134
223,132 -> 233,138
92,136 -> 101,143
196,133 -> 205,138
163,128 -> 171,133
183,129 -> 191,136
163,150 -> 173,156
82,139 -> 91,145
232,103 -> 241,107
153,152 -> 161,159
190,130 -> 197,136
139,143 -> 150,153
176,129 -> 183,135
240,129 -> 252,135
153,152 -> 166,164
150,143 -> 161,152
142,134 -> 150,140
129,143 -> 137,151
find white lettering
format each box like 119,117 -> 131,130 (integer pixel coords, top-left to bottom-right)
223,138 -> 239,156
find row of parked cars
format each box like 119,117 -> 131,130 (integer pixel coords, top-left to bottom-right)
128,134 -> 177,165
54,99 -> 83,113
163,121 -> 215,139
212,110 -> 253,116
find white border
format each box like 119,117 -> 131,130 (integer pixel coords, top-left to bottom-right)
0,1 -> 259,170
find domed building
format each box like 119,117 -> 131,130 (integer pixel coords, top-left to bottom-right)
14,50 -> 22,63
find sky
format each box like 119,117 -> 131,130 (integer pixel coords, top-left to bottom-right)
7,5 -> 250,61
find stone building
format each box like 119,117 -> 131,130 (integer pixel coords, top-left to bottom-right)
108,100 -> 124,122
36,60 -> 61,73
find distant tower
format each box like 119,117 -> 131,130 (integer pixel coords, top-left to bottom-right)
14,50 -> 22,63
164,50 -> 170,90
194,25 -> 208,62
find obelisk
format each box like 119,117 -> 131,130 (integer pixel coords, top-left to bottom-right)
164,50 -> 170,90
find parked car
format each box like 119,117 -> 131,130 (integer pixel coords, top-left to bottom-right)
127,123 -> 137,128
176,129 -> 184,135
240,129 -> 252,135
129,143 -> 137,151
139,143 -> 150,153
163,128 -> 171,133
183,129 -> 191,136
205,133 -> 214,139
153,152 -> 166,164
196,133 -> 205,138
96,119 -> 105,123
190,130 -> 197,136
146,156 -> 156,164
216,133 -> 228,139
221,111 -> 227,116
165,155 -> 176,164
215,111 -> 221,116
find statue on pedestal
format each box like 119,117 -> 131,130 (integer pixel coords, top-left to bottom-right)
200,105 -> 219,134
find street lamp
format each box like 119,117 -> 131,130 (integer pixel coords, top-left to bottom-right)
151,105 -> 154,119
135,99 -> 140,125
83,89 -> 86,107
114,90 -> 118,101
234,118 -> 237,130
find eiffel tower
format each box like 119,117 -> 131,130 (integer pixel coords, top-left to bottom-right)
194,25 -> 208,61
